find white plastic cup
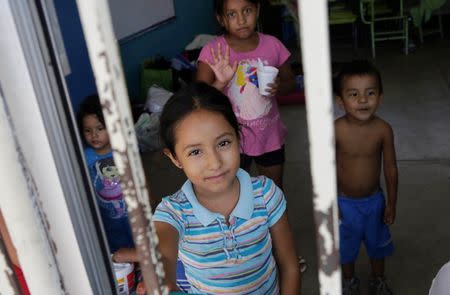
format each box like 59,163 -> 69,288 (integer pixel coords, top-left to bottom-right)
257,66 -> 279,96
113,262 -> 135,295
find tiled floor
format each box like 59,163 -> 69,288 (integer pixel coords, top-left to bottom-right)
144,39 -> 450,294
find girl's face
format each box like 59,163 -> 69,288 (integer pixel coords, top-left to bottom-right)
82,114 -> 111,155
218,0 -> 259,40
165,109 -> 240,199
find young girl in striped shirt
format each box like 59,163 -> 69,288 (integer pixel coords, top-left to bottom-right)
154,82 -> 301,294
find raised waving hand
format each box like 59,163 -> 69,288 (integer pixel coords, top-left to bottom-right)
206,43 -> 237,89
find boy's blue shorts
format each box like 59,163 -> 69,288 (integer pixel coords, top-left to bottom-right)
338,190 -> 394,264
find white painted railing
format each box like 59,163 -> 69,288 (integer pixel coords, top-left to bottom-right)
297,0 -> 342,294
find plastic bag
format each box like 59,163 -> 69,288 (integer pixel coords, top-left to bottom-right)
134,112 -> 161,152
145,85 -> 172,113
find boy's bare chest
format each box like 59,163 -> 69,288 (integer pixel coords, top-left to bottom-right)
337,128 -> 383,158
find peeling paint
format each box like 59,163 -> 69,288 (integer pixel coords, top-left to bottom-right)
315,210 -> 340,276
318,270 -> 341,293
318,220 -> 333,254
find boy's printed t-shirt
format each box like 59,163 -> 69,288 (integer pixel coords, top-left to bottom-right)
198,33 -> 290,156
84,147 -> 134,252
153,169 -> 287,294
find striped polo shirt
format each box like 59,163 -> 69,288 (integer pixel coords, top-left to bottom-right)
153,169 -> 286,294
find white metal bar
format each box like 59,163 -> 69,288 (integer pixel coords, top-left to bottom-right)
1,0 -> 94,293
75,0 -> 167,293
297,0 -> 342,294
0,75 -> 62,294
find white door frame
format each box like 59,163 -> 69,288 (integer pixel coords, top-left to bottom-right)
0,0 -> 113,293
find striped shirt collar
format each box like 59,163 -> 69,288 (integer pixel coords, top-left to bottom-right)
181,168 -> 254,226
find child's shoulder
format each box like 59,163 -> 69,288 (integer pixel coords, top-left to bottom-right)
160,189 -> 188,206
258,33 -> 285,47
250,175 -> 281,196
203,35 -> 226,48
157,189 -> 195,213
199,35 -> 226,60
371,116 -> 393,134
334,115 -> 346,125
250,175 -> 286,215
84,147 -> 112,163
251,174 -> 271,188
84,146 -> 96,156
334,116 -> 349,132
260,32 -> 280,41
373,116 -> 392,127
84,147 -> 101,164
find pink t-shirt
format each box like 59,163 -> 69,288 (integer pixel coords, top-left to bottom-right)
198,33 -> 290,156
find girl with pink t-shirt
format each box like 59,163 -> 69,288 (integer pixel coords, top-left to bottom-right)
197,0 -> 295,188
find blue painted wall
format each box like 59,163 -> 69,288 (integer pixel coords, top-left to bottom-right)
55,1 -> 219,110
54,0 -> 97,113
120,1 -> 219,100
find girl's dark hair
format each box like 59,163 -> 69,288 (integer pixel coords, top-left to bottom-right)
77,94 -> 105,133
334,60 -> 383,96
214,0 -> 260,16
160,82 -> 239,155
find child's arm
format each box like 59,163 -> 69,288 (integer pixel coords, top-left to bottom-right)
112,248 -> 139,263
112,184 -> 159,263
154,221 -> 180,291
270,213 -> 301,295
382,124 -> 398,225
267,61 -> 296,97
197,44 -> 237,91
0,210 -> 20,267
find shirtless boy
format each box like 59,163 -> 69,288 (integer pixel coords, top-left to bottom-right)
335,60 -> 398,295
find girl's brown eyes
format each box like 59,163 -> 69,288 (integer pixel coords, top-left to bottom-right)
188,149 -> 201,157
225,8 -> 253,18
218,140 -> 231,148
226,12 -> 236,18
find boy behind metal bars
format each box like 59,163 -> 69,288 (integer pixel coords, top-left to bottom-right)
334,60 -> 398,295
